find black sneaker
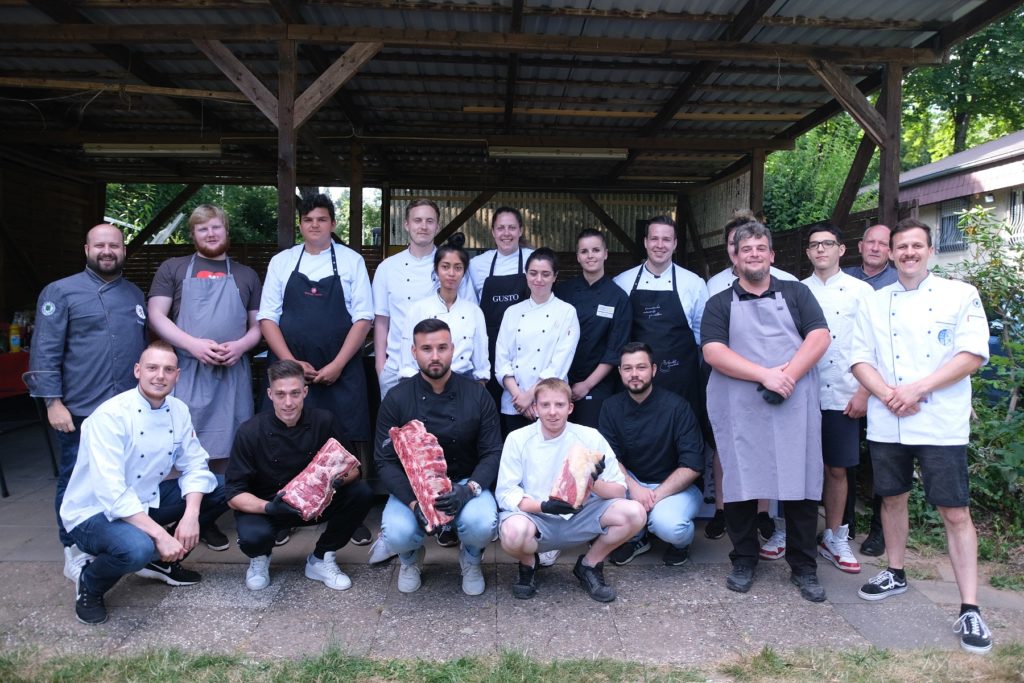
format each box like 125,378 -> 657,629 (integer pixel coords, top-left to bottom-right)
663,545 -> 690,566
75,576 -> 107,625
136,561 -> 201,586
572,555 -> 616,602
350,524 -> 372,546
436,523 -> 459,548
726,564 -> 755,593
274,528 -> 292,547
790,572 -> 826,602
513,562 -> 537,599
705,510 -> 726,540
860,529 -> 885,557
953,610 -> 993,654
756,512 -> 775,541
609,536 -> 652,566
200,522 -> 229,551
857,568 -> 907,601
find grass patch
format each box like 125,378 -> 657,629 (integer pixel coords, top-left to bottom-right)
990,572 -> 1024,592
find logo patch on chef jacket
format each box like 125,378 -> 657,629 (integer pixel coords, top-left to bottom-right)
135,304 -> 147,320
41,301 -> 56,316
938,328 -> 953,346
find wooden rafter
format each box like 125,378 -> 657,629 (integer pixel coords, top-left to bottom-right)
806,58 -> 889,148
574,192 -> 637,253
294,42 -> 382,129
193,39 -> 280,127
502,0 -> 524,133
831,91 -> 887,227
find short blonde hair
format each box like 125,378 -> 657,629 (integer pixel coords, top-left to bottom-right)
534,377 -> 571,402
188,204 -> 228,233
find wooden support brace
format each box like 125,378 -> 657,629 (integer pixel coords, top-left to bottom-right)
276,40 -> 297,250
435,190 -> 496,244
574,192 -> 637,253
878,62 -> 903,228
294,42 -> 382,130
806,58 -> 888,149
831,90 -> 888,228
676,195 -> 710,279
194,39 -> 279,128
749,148 -> 765,216
125,182 -> 203,258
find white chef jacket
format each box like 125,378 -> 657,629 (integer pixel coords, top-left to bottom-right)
494,295 -> 580,415
803,270 -> 875,409
468,247 -> 535,300
850,273 -> 989,445
60,388 -> 218,532
398,291 -> 490,381
707,265 -> 797,297
496,421 -> 626,512
373,247 -> 475,373
614,263 -> 709,345
257,243 -> 373,324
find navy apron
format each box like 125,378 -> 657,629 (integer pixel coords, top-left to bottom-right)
479,249 -> 529,404
271,246 -> 370,441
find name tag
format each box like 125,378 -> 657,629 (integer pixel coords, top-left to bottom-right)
596,304 -> 615,319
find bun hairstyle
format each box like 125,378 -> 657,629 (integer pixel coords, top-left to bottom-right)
435,231 -> 469,270
722,208 -> 759,245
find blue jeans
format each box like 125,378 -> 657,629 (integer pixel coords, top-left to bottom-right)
381,484 -> 497,564
69,476 -> 228,596
633,481 -> 702,549
54,415 -> 86,547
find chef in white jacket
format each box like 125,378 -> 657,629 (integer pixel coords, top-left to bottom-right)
494,248 -> 580,435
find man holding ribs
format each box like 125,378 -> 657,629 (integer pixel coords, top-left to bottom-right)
226,360 -> 373,592
374,318 -> 502,596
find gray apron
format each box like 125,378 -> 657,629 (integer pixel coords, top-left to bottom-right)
173,255 -> 253,459
706,290 -> 822,502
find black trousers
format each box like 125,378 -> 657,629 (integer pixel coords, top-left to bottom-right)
724,497 -> 818,575
235,480 -> 373,558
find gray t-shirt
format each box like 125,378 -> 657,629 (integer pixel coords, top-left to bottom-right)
149,254 -> 262,320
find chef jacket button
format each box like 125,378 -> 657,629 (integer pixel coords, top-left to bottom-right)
159,472 -> 164,476
141,454 -> 145,458
140,431 -> 144,435
169,429 -> 172,433
138,409 -> 142,413
137,475 -> 141,479
168,452 -> 172,455
152,492 -> 156,496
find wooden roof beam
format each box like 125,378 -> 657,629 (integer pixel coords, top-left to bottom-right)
502,0 -> 524,133
935,0 -> 1023,52
806,58 -> 888,148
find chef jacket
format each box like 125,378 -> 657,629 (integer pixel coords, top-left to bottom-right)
701,277 -> 827,347
467,247 -> 535,300
494,295 -> 580,415
707,265 -> 797,297
257,243 -> 373,325
374,372 -> 502,506
598,386 -> 704,483
496,421 -> 625,512
398,292 -> 490,381
843,262 -> 899,290
850,273 -> 989,445
27,268 -> 147,417
614,263 -> 708,344
554,274 -> 632,385
803,270 -> 875,409
60,388 -> 218,532
225,407 -> 350,502
372,247 -> 476,373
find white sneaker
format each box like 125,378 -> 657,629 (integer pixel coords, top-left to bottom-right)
245,555 -> 271,591
368,535 -> 398,565
304,551 -> 352,591
460,553 -> 485,596
819,524 -> 861,573
397,546 -> 425,593
63,544 -> 94,584
537,549 -> 560,567
759,529 -> 787,560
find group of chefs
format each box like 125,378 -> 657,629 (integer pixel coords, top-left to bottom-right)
25,194 -> 993,654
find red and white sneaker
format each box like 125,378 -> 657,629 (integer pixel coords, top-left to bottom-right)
819,524 -> 861,573
759,527 -> 786,560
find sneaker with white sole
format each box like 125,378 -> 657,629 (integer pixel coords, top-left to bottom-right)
857,568 -> 908,601
63,544 -> 94,584
459,556 -> 485,596
350,524 -> 372,546
368,535 -> 398,565
759,529 -> 786,560
305,551 -> 352,591
397,546 -> 425,593
953,610 -> 993,654
245,555 -> 271,591
819,524 -> 861,573
537,549 -> 560,567
136,560 -> 201,586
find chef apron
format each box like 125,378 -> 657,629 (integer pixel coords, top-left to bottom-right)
629,263 -> 704,424
173,255 -> 253,459
706,290 -> 822,503
566,281 -> 616,428
270,246 -> 370,441
479,249 -> 530,405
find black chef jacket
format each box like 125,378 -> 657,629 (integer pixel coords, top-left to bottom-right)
375,372 -> 502,506
555,274 -> 632,386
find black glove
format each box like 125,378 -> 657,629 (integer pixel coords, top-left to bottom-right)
541,498 -> 580,516
413,503 -> 440,536
756,383 -> 785,405
331,465 -> 360,490
591,456 -> 606,481
435,483 -> 473,516
264,492 -> 301,518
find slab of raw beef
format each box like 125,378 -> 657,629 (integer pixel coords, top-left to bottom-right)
389,419 -> 453,531
549,443 -> 604,509
280,438 -> 360,521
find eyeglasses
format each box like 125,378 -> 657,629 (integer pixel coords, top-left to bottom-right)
807,240 -> 839,250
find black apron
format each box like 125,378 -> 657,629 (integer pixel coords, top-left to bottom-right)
628,263 -> 705,423
269,246 -> 370,441
562,276 -> 617,429
479,249 -> 530,404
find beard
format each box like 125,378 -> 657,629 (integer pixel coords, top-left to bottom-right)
421,362 -> 450,380
86,253 -> 124,277
739,263 -> 769,282
195,234 -> 230,258
626,378 -> 653,395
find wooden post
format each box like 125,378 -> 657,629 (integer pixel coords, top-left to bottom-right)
749,148 -> 765,216
675,193 -> 687,267
349,139 -> 363,249
381,183 -> 391,255
277,40 -> 296,250
878,62 -> 902,228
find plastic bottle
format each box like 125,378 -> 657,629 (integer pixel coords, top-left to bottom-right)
9,321 -> 21,353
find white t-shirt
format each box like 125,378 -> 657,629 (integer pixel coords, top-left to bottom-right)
257,244 -> 373,324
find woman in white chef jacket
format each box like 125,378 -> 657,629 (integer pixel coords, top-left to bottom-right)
495,247 -> 580,435
398,233 -> 490,382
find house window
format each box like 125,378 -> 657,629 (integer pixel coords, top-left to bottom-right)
1010,187 -> 1024,243
938,197 -> 968,253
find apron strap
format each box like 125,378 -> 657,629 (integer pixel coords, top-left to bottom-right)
629,263 -> 645,294
185,254 -> 197,279
293,245 -> 339,277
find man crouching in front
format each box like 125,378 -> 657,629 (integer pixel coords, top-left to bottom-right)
496,377 -> 645,601
60,341 -> 229,625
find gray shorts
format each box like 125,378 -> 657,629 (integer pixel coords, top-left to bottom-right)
868,441 -> 970,508
499,496 -> 618,553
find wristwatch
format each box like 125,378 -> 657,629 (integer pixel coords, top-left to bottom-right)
467,480 -> 482,497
